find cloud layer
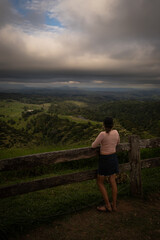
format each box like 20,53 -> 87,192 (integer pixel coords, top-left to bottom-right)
0,0 -> 160,88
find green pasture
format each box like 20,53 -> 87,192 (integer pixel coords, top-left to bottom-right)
0,100 -> 50,120
64,100 -> 87,107
59,114 -> 101,125
0,99 -> 96,127
0,100 -> 51,130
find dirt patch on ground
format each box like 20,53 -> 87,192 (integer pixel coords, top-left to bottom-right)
11,194 -> 160,240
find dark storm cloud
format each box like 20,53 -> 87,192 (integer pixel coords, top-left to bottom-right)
0,0 -> 160,88
0,69 -> 159,88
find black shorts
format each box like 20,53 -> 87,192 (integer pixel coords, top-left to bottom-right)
97,153 -> 119,176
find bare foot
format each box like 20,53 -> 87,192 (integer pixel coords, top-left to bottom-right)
97,205 -> 112,212
111,203 -> 117,212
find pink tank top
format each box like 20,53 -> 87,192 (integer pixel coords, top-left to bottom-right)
92,130 -> 120,155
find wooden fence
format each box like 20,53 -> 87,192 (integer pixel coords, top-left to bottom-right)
0,136 -> 160,199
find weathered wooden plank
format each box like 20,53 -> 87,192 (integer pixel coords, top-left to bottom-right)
116,142 -> 130,152
0,137 -> 159,172
139,138 -> 160,149
0,158 -> 159,198
129,135 -> 142,197
119,162 -> 130,172
0,170 -> 97,198
141,157 -> 160,169
119,157 -> 160,172
0,143 -> 129,171
0,147 -> 99,171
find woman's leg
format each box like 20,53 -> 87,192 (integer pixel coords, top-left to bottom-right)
109,174 -> 117,211
97,174 -> 112,211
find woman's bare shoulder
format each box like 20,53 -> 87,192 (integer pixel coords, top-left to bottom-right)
112,129 -> 119,134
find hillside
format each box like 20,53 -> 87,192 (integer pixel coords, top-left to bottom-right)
0,112 -> 131,149
0,91 -> 160,153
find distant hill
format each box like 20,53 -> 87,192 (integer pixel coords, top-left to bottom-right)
0,87 -> 160,100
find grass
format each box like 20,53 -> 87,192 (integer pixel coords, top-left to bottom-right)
0,145 -> 159,239
0,178 -> 129,239
12,195 -> 160,240
0,100 -> 49,118
0,180 -> 101,237
0,100 -> 50,129
58,114 -> 99,124
0,143 -> 89,160
141,147 -> 160,159
142,167 -> 160,195
0,167 -> 159,239
0,157 -> 98,187
64,100 -> 87,107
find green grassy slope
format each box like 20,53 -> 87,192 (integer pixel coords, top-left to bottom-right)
0,99 -> 131,158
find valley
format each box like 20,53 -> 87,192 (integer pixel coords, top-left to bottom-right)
0,89 -> 160,159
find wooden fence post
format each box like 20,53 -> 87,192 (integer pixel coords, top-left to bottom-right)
129,135 -> 142,197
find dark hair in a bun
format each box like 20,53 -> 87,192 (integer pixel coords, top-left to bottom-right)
103,117 -> 113,133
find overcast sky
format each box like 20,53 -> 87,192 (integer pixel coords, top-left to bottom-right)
0,0 -> 160,89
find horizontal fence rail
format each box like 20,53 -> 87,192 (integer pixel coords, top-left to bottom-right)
0,147 -> 99,171
0,157 -> 160,198
0,138 -> 160,171
0,136 -> 160,198
139,138 -> 160,149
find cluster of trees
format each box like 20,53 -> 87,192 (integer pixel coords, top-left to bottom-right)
0,114 -> 102,148
22,109 -> 43,120
26,113 -> 102,145
48,100 -> 160,138
0,120 -> 29,148
96,101 -> 160,137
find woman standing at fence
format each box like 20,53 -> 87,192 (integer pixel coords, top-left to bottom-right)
92,117 -> 120,212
